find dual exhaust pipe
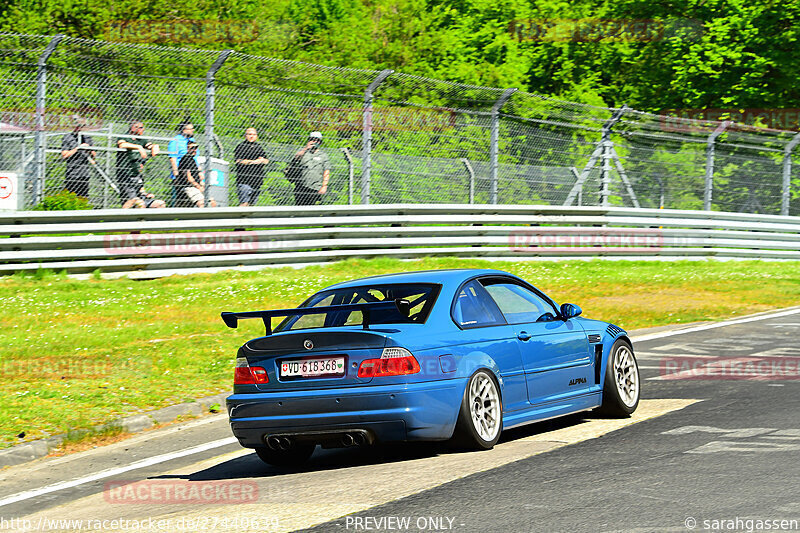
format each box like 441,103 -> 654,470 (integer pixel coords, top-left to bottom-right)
265,430 -> 369,450
266,435 -> 293,451
340,431 -> 367,447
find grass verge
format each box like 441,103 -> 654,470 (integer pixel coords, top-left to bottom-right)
1,257 -> 799,449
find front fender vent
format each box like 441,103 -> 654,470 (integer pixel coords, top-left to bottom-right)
594,344 -> 603,384
606,324 -> 625,337
588,334 -> 601,344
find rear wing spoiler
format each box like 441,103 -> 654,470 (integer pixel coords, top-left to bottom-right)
221,299 -> 411,335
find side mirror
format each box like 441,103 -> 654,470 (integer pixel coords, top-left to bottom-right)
560,303 -> 582,320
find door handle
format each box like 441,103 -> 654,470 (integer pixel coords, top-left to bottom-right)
517,331 -> 532,341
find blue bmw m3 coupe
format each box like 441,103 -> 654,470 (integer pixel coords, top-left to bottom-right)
223,269 -> 640,466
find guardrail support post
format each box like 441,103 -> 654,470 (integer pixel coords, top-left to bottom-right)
203,50 -> 233,208
361,69 -> 393,205
33,34 -> 63,206
781,132 -> 800,216
599,105 -> 628,207
704,120 -> 730,211
490,88 -> 517,205
461,158 -> 475,204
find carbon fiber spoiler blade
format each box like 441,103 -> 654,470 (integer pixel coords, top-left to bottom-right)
221,299 -> 410,335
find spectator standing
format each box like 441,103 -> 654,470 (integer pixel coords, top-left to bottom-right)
175,141 -> 216,208
168,122 -> 199,205
168,122 -> 196,179
60,116 -> 96,198
116,120 -> 165,208
234,127 -> 269,207
288,131 -> 330,206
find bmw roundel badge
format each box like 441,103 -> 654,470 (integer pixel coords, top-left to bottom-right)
303,339 -> 314,350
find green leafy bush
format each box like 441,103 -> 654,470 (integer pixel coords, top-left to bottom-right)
33,190 -> 93,211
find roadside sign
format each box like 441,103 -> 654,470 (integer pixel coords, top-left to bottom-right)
0,173 -> 18,210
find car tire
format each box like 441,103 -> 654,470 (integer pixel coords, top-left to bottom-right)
598,338 -> 640,417
452,369 -> 502,450
254,443 -> 316,467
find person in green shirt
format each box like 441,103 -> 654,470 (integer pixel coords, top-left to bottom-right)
288,131 -> 330,205
115,120 -> 165,208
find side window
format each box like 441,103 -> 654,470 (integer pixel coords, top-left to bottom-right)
483,282 -> 558,325
452,281 -> 506,328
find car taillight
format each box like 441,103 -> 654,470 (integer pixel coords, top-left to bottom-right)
234,357 -> 268,384
358,347 -> 420,378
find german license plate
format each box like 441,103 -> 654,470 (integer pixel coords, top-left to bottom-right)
281,357 -> 345,378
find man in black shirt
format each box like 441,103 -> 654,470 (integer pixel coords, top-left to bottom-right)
175,141 -> 216,208
233,127 -> 269,207
116,120 -> 165,208
60,116 -> 96,198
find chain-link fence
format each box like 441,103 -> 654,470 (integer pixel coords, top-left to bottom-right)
1,31 -> 800,215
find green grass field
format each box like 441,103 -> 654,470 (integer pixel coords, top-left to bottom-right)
1,258 -> 799,449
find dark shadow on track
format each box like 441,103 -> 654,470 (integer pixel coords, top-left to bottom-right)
152,412 -> 622,481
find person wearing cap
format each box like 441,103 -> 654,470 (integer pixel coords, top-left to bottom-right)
60,116 -> 96,198
234,127 -> 270,207
288,131 -> 330,205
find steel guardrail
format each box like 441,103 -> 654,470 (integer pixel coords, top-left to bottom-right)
2,205 -> 799,278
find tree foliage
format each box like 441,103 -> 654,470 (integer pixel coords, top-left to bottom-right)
2,0 -> 799,111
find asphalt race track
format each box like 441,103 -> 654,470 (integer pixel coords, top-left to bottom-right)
1,308 -> 799,533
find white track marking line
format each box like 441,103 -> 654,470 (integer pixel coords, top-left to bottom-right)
0,437 -> 237,509
16,413 -> 230,473
631,308 -> 800,343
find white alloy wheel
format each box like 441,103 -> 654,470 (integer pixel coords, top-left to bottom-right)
468,372 -> 501,442
613,343 -> 640,408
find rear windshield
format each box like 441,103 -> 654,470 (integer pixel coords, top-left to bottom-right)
275,283 -> 441,332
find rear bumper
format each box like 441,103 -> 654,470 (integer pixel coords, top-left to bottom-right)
226,378 -> 466,448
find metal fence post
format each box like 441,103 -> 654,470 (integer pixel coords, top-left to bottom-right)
704,120 -> 730,211
461,158 -> 475,204
361,69 -> 393,205
33,34 -> 63,206
781,133 -> 800,216
341,147 -> 354,204
490,88 -> 517,205
103,123 -> 113,209
203,50 -> 232,208
599,105 -> 628,207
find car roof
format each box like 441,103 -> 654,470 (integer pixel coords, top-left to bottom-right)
323,268 -> 514,291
